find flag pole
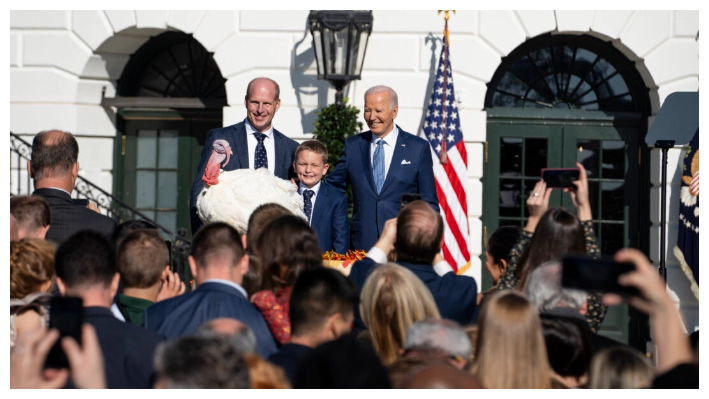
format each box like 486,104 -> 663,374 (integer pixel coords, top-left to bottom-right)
437,10 -> 455,164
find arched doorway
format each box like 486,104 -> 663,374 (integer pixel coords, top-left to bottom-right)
111,32 -> 227,237
482,34 -> 651,345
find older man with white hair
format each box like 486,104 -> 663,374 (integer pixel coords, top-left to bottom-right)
403,318 -> 471,370
326,85 -> 439,251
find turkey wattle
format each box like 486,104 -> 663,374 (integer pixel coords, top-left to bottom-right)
196,139 -> 306,233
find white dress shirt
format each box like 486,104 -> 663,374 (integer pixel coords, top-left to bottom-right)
369,125 -> 399,179
203,278 -> 248,298
110,303 -> 126,322
299,181 -> 321,226
365,246 -> 454,276
244,119 -> 276,175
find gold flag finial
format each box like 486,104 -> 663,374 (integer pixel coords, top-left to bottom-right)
437,10 -> 455,45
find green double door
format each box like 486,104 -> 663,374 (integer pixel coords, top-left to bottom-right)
115,114 -> 220,237
483,109 -> 643,344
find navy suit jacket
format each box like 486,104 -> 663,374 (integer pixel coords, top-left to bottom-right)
143,281 -> 278,358
189,121 -> 299,233
267,343 -> 313,383
307,181 -> 349,254
326,127 -> 439,251
82,307 -> 164,389
349,258 -> 478,331
33,188 -> 116,245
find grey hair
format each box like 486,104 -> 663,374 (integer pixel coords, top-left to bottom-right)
526,261 -> 587,313
196,319 -> 257,354
154,335 -> 250,389
404,318 -> 471,359
364,85 -> 398,109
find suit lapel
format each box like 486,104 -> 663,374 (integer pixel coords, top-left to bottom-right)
273,130 -> 287,177
233,122 -> 249,169
310,182 -> 327,227
359,132 -> 377,193
380,127 -> 407,195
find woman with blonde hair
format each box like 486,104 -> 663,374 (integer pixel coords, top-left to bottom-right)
360,263 -> 440,365
472,291 -> 553,389
10,239 -> 56,347
587,347 -> 654,389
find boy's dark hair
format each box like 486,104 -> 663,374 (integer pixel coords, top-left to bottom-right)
117,229 -> 169,288
191,222 -> 244,268
289,267 -> 358,336
55,230 -> 116,289
30,129 -> 79,180
10,195 -> 51,231
294,140 -> 328,164
111,219 -> 158,248
486,225 -> 523,263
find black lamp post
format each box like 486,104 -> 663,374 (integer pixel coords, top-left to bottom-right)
308,10 -> 373,105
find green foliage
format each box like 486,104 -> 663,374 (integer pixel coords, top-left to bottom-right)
313,98 -> 363,223
313,98 -> 363,171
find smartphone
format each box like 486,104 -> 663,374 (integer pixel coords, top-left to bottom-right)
541,168 -> 580,188
561,255 -> 640,296
45,297 -> 83,369
400,193 -> 422,210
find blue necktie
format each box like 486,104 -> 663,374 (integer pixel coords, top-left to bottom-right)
303,189 -> 314,223
254,133 -> 268,170
373,139 -> 385,194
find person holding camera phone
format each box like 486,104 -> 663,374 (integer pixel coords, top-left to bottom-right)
497,162 -> 608,333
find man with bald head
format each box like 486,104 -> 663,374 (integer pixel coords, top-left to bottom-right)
326,85 -> 439,251
349,201 -> 478,329
190,77 -> 299,233
29,129 -> 116,244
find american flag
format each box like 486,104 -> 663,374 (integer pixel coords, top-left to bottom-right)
418,37 -> 471,273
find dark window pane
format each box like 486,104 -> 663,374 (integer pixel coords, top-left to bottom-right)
510,54 -> 542,84
499,179 -> 521,217
599,94 -> 634,112
587,57 -> 616,85
528,48 -> 554,76
602,140 -> 626,179
492,91 -> 523,107
600,223 -> 625,255
137,130 -> 157,169
579,101 -> 599,110
156,211 -> 177,233
600,74 -> 629,98
601,182 -> 625,221
544,75 -> 559,98
500,137 -> 522,177
498,71 -> 529,96
569,81 -> 592,104
525,138 -> 548,178
573,48 -> 598,77
577,140 -> 600,178
587,180 -> 599,219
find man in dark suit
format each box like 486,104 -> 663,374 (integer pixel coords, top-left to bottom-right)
293,140 -> 349,254
144,222 -> 278,358
190,77 -> 299,233
54,230 -> 164,389
326,85 -> 439,251
269,267 -> 358,383
28,130 -> 116,244
349,201 -> 478,331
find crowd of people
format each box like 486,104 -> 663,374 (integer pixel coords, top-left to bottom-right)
9,77 -> 699,389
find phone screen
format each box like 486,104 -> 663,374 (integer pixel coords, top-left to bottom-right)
561,255 -> 639,296
45,297 -> 83,369
541,168 -> 580,188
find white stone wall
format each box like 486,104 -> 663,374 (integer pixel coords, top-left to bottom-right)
9,10 -> 699,330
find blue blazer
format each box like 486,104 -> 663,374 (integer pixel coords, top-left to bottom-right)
349,258 -> 478,331
307,181 -> 349,254
326,127 -> 439,251
190,121 -> 299,233
143,282 -> 278,358
80,307 -> 164,389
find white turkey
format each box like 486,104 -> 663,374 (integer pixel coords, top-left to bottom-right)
196,139 -> 306,233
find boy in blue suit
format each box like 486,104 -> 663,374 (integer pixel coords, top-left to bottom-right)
294,140 -> 349,254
